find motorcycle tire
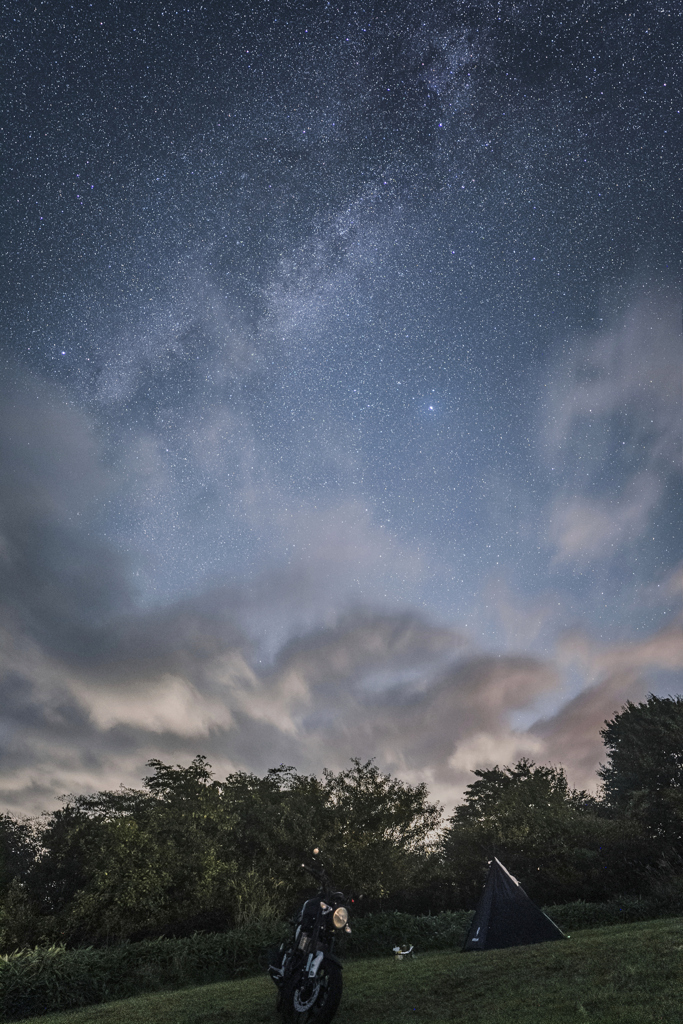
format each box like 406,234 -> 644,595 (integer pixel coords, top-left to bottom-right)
279,960 -> 343,1024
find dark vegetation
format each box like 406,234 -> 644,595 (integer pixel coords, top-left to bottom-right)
0,907 -> 679,1022
9,918 -> 683,1024
2,695 -> 683,950
0,694 -> 682,1017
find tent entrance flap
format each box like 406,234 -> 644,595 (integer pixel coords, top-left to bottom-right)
463,857 -> 566,951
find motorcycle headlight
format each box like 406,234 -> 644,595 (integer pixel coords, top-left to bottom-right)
332,906 -> 349,929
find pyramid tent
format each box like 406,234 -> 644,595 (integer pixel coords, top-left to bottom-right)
463,857 -> 566,951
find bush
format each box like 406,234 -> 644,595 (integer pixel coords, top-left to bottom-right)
339,909 -> 473,958
4,899 -> 683,1020
545,894 -> 683,933
0,912 -> 477,1019
0,922 -> 288,1021
0,911 -> 475,1019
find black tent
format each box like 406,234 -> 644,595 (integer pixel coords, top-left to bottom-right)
463,857 -> 566,951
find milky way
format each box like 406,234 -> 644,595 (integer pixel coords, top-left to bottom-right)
2,0 -> 682,814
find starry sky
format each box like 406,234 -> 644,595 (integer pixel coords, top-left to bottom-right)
2,0 -> 683,816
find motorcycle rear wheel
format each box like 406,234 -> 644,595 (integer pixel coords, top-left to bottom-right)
279,960 -> 343,1024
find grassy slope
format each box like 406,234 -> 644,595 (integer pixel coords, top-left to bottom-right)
16,917 -> 683,1024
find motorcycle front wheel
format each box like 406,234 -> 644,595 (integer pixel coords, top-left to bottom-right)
279,960 -> 343,1024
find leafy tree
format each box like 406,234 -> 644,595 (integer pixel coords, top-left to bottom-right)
0,813 -> 43,950
599,695 -> 683,854
33,757 -> 240,944
138,755 -> 240,933
33,788 -> 152,917
23,755 -> 444,945
314,758 -> 443,906
0,813 -> 38,894
441,759 -> 646,906
219,759 -> 443,914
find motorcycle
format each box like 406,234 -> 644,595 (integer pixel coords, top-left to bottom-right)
268,849 -> 352,1024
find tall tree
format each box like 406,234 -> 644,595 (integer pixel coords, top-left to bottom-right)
21,756 -> 444,945
33,757 -> 240,944
219,759 -> 443,911
442,758 -> 645,906
0,813 -> 37,894
599,694 -> 683,853
316,758 -> 442,902
0,813 -> 42,949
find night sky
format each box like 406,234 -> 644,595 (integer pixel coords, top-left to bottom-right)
2,0 -> 683,816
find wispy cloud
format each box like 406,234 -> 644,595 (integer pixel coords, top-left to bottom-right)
531,621 -> 683,787
549,472 -> 663,563
543,288 -> 682,565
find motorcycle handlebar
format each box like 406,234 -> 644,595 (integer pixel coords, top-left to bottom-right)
302,863 -> 323,878
302,861 -> 334,890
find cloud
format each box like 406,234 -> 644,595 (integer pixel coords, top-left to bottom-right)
361,654 -> 557,799
0,377 -> 250,680
531,669 -> 645,788
543,288 -> 682,564
0,373 -> 457,810
92,270 -> 263,407
1,522 -> 680,814
1,363 -> 681,818
208,624 -> 558,807
549,472 -> 663,562
0,530 -> 562,814
544,289 -> 682,470
0,377 -> 133,649
531,622 -> 683,788
268,609 -> 463,688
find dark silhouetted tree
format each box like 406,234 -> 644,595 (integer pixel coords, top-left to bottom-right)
599,694 -> 683,856
442,758 -> 646,906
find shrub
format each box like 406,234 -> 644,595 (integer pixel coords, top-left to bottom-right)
339,909 -> 473,958
0,922 -> 288,1021
545,894 -> 683,933
3,899 -> 683,1020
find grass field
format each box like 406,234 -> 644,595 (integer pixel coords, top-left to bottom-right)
15,917 -> 683,1024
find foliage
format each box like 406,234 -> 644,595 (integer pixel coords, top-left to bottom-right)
312,759 -> 443,900
8,899 -> 683,1020
216,758 -> 443,901
5,756 -> 442,948
0,817 -> 37,896
9,918 -> 683,1024
0,911 -> 472,1020
545,892 -> 683,932
599,694 -> 683,856
31,760 -> 240,945
338,909 -> 473,958
3,694 -> 683,953
0,817 -> 44,952
0,920 -> 289,1021
441,758 -> 649,906
0,881 -> 45,955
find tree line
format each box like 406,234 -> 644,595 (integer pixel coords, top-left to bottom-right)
1,694 -> 682,951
